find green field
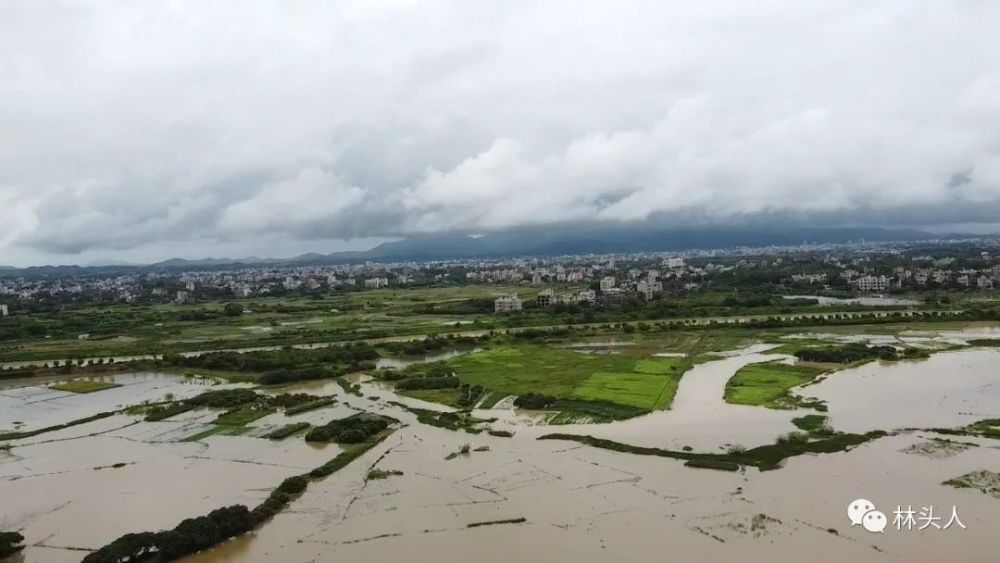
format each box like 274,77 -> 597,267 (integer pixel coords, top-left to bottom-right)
50,380 -> 121,394
445,345 -> 691,411
724,361 -> 827,407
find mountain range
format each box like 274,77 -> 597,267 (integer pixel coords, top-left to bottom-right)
1,225 -> 990,276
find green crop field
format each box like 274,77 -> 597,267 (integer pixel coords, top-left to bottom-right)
445,344 -> 691,411
724,361 -> 827,407
50,380 -> 121,394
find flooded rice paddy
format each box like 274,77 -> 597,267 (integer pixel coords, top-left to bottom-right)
3,330 -> 1000,561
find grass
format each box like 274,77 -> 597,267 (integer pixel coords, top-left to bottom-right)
397,387 -> 465,407
214,408 -> 274,426
444,344 -> 691,412
264,422 -> 311,440
284,398 -> 337,415
0,411 -> 116,441
144,404 -> 195,421
540,430 -> 887,472
724,361 -> 827,408
51,380 -> 121,394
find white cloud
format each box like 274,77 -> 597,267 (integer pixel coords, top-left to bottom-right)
1,0 -> 1000,263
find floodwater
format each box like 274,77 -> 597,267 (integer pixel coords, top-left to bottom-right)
808,348 -> 1000,433
374,348 -> 482,370
0,372 -> 233,434
184,424 -> 1000,563
783,295 -> 919,306
4,337 -> 1000,562
511,344 -> 808,450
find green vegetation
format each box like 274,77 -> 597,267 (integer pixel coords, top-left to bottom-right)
390,402 -> 492,433
264,422 -> 311,440
791,414 -> 834,436
395,375 -> 461,391
929,418 -> 1000,440
684,458 -> 741,471
367,468 -> 404,480
305,413 -> 393,444
186,388 -> 259,408
943,470 -> 1000,499
539,429 -> 888,472
0,411 -> 115,441
214,407 -> 273,426
143,403 -> 195,421
336,377 -> 363,396
793,343 -> 928,364
725,361 -> 827,408
421,344 -> 691,419
51,380 -> 121,393
467,517 -> 527,528
284,397 -> 337,415
84,420 -> 395,563
82,505 -> 257,563
161,342 -> 380,384
0,531 -> 25,559
309,430 -> 394,477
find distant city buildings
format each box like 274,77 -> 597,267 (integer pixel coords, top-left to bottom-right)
600,276 -> 616,291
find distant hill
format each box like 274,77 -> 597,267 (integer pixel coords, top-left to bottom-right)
320,225 -> 948,261
1,225 -> 988,277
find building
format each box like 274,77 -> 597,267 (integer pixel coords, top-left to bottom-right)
364,277 -> 389,289
494,294 -> 522,314
637,280 -> 663,300
234,286 -> 252,298
600,276 -> 616,291
855,275 -> 889,293
175,291 -> 188,304
0,304 -> 7,317
536,289 -> 554,309
577,289 -> 596,303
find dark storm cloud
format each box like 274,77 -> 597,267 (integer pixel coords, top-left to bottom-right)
2,0 -> 1000,264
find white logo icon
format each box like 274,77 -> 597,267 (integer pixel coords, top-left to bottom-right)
863,510 -> 887,533
848,498 -> 876,527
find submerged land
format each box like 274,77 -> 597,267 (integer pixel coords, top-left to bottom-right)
3,241 -> 1000,562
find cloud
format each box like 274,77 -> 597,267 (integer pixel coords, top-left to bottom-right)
2,0 -> 1000,263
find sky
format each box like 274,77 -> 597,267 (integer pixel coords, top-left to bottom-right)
2,1 -> 1000,266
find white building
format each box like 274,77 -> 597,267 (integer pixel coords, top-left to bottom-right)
664,257 -> 685,269
364,277 -> 389,289
536,289 -> 554,309
855,275 -> 889,293
600,276 -> 616,291
0,304 -> 7,317
637,280 -> 663,300
494,294 -> 523,314
175,291 -> 188,304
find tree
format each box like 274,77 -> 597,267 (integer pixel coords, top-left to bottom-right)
223,302 -> 243,317
0,531 -> 25,559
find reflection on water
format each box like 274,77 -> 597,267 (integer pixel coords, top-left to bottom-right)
809,348 -> 1000,433
782,295 -> 919,306
375,348 -> 482,370
0,372 -> 234,433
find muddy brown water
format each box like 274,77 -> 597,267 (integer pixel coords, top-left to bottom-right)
3,341 -> 1000,562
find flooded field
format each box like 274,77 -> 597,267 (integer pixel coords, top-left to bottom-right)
3,330 -> 1000,562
